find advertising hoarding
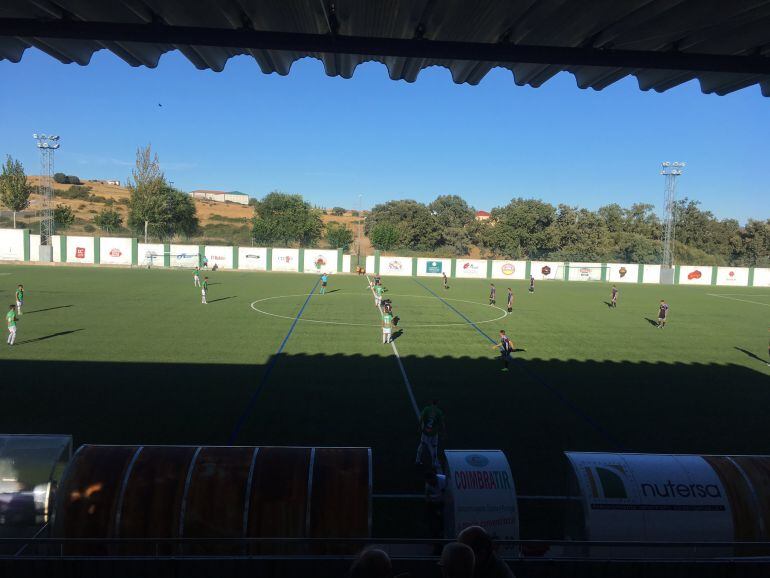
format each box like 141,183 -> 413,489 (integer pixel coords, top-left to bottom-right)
169,244 -> 199,268
139,243 -> 165,267
417,258 -> 451,277
530,261 -> 563,280
715,267 -> 749,287
753,268 -> 770,287
491,260 -> 526,280
238,247 -> 267,270
607,263 -> 639,284
456,259 -> 488,279
272,248 -> 299,272
205,245 -> 233,269
568,262 -> 604,282
66,236 -> 95,264
642,264 -> 661,284
678,265 -> 712,285
99,237 -> 132,265
304,250 -> 338,274
379,256 -> 412,276
0,228 -> 24,261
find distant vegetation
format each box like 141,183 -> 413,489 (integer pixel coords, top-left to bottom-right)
53,173 -> 81,185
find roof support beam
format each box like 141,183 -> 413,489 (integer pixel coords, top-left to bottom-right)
1,18 -> 769,74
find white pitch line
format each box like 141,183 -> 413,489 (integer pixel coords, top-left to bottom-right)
367,275 -> 420,420
707,293 -> 770,308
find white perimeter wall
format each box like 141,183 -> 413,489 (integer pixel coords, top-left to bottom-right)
491,260 -> 526,280
205,245 -> 233,269
66,235 -> 95,264
30,234 -> 40,262
416,257 -> 452,276
607,263 -> 639,283
678,265 -> 712,285
0,229 -> 24,261
531,261 -> 563,280
238,247 -> 267,270
715,267 -> 749,287
568,262 -> 604,281
752,268 -> 770,287
169,244 -> 199,268
343,254 -> 351,273
272,248 -> 299,272
457,259 -> 487,279
304,249 -> 338,273
642,264 -> 661,284
379,255 -> 412,276
100,237 -> 132,265
139,243 -> 165,267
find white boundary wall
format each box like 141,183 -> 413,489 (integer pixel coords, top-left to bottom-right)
567,262 -> 604,281
303,249 -> 338,274
379,255 -> 412,276
416,257 -> 451,277
342,254 -> 351,273
169,244 -> 199,268
100,237 -> 132,265
272,248 -> 299,272
491,260 -> 526,280
0,229 -> 24,261
531,261 -> 563,280
752,268 -> 770,287
238,247 -> 267,270
715,267 -> 749,287
608,263 -> 639,284
205,245 -> 233,269
457,259 -> 487,279
678,265 -> 712,285
30,234 -> 40,262
642,264 -> 661,284
139,243 -> 165,267
66,236 -> 95,264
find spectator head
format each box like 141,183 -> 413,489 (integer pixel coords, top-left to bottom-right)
438,542 -> 475,578
457,525 -> 495,567
349,548 -> 392,578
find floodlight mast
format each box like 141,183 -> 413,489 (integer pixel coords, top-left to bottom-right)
661,161 -> 685,270
34,133 -> 60,261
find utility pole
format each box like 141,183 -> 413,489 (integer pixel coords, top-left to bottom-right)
33,133 -> 60,262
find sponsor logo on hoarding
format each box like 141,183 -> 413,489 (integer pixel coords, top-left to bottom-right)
454,469 -> 512,490
687,270 -> 702,280
501,263 -> 515,275
619,266 -> 627,278
587,465 -> 724,502
244,254 -> 261,259
109,248 -> 122,257
210,255 -> 225,261
541,266 -> 551,276
463,262 -> 480,271
75,247 -> 85,259
278,255 -> 293,263
314,255 -> 327,270
387,260 -> 403,271
426,261 -> 442,274
727,270 -> 735,280
580,268 -> 591,278
465,454 -> 489,468
177,253 -> 195,259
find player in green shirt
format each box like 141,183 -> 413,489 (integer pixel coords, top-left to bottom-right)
382,311 -> 393,344
375,284 -> 384,307
201,276 -> 208,304
193,267 -> 201,287
416,400 -> 445,468
6,304 -> 17,345
15,284 -> 24,315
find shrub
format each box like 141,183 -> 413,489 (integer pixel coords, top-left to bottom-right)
83,224 -> 95,233
331,207 -> 346,216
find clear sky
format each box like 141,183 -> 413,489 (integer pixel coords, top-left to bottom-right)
1,48 -> 767,223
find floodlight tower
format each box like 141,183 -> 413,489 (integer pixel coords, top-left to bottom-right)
660,161 -> 685,273
33,133 -> 60,262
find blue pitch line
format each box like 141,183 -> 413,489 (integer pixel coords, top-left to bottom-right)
228,278 -> 321,444
411,278 -> 626,451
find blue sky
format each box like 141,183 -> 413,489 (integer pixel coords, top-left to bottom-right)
1,48 -> 767,223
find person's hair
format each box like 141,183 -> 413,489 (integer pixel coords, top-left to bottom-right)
457,525 -> 494,566
349,548 -> 392,578
439,542 -> 475,577
500,330 -> 506,335
9,304 -> 15,309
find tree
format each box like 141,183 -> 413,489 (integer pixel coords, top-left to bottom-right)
93,208 -> 123,233
331,206 -> 346,216
429,195 -> 475,229
325,222 -> 354,250
737,219 -> 770,266
53,204 -> 74,229
0,156 -> 32,228
251,191 -> 323,247
370,223 -> 400,251
53,172 -> 67,184
488,198 -> 557,258
365,200 -> 442,251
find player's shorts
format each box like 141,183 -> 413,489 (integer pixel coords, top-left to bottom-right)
658,316 -> 665,321
16,301 -> 22,307
202,289 -> 207,295
322,282 -> 327,287
383,327 -> 392,335
8,326 -> 16,334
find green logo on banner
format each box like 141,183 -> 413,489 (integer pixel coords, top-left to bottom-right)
426,261 -> 442,274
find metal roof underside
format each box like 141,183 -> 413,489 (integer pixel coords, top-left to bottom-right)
1,0 -> 769,96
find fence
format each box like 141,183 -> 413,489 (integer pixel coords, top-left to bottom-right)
0,228 -> 768,287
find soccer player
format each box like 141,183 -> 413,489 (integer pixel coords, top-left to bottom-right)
201,255 -> 209,269
6,304 -> 17,346
320,273 -> 328,295
506,288 -> 513,313
442,272 -> 449,290
489,283 -> 496,306
382,309 -> 393,344
193,267 -> 201,287
416,400 -> 444,468
491,329 -> 514,371
201,276 -> 209,304
529,275 -> 535,293
611,285 -> 618,308
15,284 -> 24,315
375,283 -> 384,307
657,299 -> 669,328
374,274 -> 381,286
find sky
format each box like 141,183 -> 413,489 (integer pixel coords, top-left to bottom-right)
0,48 -> 768,223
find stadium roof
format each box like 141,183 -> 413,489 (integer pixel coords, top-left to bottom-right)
1,1 -> 769,96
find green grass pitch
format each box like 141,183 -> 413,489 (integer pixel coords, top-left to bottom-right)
1,264 -> 768,534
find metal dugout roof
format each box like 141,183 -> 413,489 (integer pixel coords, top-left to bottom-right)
1,0 -> 769,96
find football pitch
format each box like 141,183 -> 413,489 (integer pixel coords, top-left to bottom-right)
1,264 -> 769,534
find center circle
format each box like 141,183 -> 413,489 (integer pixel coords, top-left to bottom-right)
249,292 -> 508,328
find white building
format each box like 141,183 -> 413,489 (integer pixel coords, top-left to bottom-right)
190,190 -> 250,205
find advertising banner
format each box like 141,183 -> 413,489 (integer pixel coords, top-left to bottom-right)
205,245 -> 233,269
607,263 -> 639,284
66,236 -> 95,264
365,255 -> 375,274
715,267 -> 749,287
568,262 -> 604,282
169,244 -> 199,268
417,257 -> 451,277
642,264 -> 661,284
99,237 -> 132,266
304,250 -> 339,274
272,248 -> 299,272
238,247 -> 267,270
457,259 -> 488,279
0,228 -> 25,261
753,268 -> 770,287
343,254 -> 352,273
379,256 -> 412,276
139,243 -> 165,267
444,450 -> 519,544
530,261 -> 563,281
491,260 -> 526,280
678,265 -> 712,285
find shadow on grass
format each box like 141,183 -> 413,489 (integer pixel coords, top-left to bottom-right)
15,329 -> 84,345
644,317 -> 659,327
23,305 -> 73,315
324,289 -> 341,294
207,296 -> 236,304
735,347 -> 768,364
602,301 -> 613,309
